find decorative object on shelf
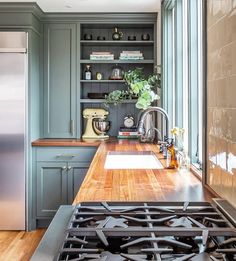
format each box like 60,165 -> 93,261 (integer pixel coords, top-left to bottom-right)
82,108 -> 110,139
105,66 -> 161,110
87,93 -> 108,99
141,34 -> 150,41
84,65 -> 92,80
119,51 -> 144,60
123,115 -> 135,128
118,121 -> 138,139
90,51 -> 114,60
128,35 -> 136,41
118,131 -> 138,139
83,34 -> 93,40
109,65 -> 123,80
96,72 -> 103,80
97,36 -> 106,41
112,27 -> 123,40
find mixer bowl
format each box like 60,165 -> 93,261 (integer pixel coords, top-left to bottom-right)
92,119 -> 111,135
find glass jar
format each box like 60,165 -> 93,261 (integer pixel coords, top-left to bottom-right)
178,150 -> 190,172
110,65 -> 123,80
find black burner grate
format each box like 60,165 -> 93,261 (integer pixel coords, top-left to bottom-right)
55,201 -> 236,261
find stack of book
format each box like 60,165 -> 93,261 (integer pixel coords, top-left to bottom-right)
119,51 -> 144,60
90,52 -> 114,60
118,127 -> 139,139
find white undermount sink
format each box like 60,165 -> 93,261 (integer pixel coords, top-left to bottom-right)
104,151 -> 164,169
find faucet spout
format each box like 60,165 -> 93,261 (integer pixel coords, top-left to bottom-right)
137,106 -> 170,142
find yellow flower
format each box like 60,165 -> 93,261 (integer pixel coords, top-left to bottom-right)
171,127 -> 185,136
171,127 -> 178,136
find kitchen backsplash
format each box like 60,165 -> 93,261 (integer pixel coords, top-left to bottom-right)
207,0 -> 236,207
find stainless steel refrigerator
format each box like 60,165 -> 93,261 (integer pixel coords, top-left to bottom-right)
0,32 -> 27,230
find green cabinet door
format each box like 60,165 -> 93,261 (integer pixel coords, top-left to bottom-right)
36,162 -> 68,217
67,162 -> 89,203
43,23 -> 76,138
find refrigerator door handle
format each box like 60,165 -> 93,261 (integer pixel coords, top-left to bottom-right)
0,48 -> 27,53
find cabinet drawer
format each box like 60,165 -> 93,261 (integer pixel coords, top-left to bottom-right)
36,147 -> 97,162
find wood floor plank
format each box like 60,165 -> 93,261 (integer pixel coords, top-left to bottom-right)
0,229 -> 45,261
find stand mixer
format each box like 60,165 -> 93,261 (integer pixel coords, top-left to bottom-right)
82,108 -> 110,139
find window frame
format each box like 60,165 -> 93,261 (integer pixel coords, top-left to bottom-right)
162,0 -> 204,173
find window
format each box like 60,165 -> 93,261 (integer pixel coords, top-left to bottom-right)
162,0 -> 184,131
162,0 -> 203,173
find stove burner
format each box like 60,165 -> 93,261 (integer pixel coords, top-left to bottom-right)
56,201 -> 236,261
121,215 -> 177,224
100,202 -> 175,214
120,237 -> 192,250
167,217 -> 193,228
97,251 -> 126,261
96,216 -> 128,229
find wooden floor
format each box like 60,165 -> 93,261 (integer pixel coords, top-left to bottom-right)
0,229 -> 46,261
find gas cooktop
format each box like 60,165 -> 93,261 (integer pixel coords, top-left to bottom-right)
53,200 -> 236,261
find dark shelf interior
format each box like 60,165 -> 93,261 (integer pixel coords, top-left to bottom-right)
79,23 -> 155,137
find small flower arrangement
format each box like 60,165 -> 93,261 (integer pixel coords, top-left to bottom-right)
171,127 -> 185,151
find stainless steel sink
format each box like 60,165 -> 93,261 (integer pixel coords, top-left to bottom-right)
104,151 -> 164,169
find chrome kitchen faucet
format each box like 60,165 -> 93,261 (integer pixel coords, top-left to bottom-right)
137,106 -> 170,143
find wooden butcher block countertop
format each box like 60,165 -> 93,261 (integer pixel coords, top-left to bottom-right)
32,138 -> 101,147
74,139 -> 213,204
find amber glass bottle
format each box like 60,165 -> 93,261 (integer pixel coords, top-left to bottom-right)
167,139 -> 179,169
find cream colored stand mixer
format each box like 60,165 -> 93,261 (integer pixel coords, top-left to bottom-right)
82,108 -> 110,139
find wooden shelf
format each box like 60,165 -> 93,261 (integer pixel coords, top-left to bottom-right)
80,80 -> 125,83
80,40 -> 154,46
80,99 -> 137,103
80,60 -> 154,64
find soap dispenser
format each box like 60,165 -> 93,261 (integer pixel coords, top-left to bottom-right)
167,139 -> 179,169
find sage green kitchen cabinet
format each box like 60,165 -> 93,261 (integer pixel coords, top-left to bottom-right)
36,162 -> 89,218
67,163 -> 89,203
36,162 -> 68,217
35,147 -> 96,221
43,23 -> 76,138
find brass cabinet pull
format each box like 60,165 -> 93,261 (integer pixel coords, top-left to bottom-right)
56,154 -> 77,158
70,119 -> 75,136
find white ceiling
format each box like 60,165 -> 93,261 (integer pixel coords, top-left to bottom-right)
1,0 -> 160,13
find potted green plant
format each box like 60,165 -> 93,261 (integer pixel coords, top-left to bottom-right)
105,66 -> 161,110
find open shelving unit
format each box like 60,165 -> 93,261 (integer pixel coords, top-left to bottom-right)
80,40 -> 155,46
80,80 -> 125,83
80,99 -> 138,103
79,22 -> 156,136
80,59 -> 155,64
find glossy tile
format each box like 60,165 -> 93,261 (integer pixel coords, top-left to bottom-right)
207,0 -> 232,28
207,0 -> 236,207
227,76 -> 236,108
